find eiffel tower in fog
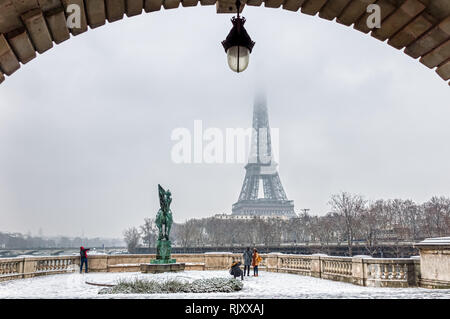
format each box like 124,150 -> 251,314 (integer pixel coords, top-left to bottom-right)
232,96 -> 295,218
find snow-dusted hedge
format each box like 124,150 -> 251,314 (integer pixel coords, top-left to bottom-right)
98,277 -> 243,294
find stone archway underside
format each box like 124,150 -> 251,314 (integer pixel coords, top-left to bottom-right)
0,0 -> 449,86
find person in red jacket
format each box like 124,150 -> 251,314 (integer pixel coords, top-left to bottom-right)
80,246 -> 90,273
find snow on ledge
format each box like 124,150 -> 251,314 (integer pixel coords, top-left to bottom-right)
416,237 -> 450,246
204,252 -> 233,254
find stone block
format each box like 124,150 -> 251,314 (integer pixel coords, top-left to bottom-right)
423,0 -> 450,21
13,0 -> 39,12
85,0 -> 106,28
310,255 -> 321,278
246,0 -> 262,6
415,237 -> 450,288
282,0 -> 305,12
354,0 -> 398,34
420,39 -> 450,68
301,0 -> 327,16
387,12 -> 435,49
38,0 -> 62,11
0,34 -> 20,75
372,0 -> 426,42
264,254 -> 279,271
163,0 -> 180,9
436,59 -> 450,80
182,0 -> 198,7
0,0 -> 24,34
265,0 -> 283,9
216,0 -> 242,13
351,257 -> 365,286
6,28 -> 36,63
21,9 -> 53,54
45,8 -> 71,44
88,255 -> 108,272
405,16 -> 450,59
105,0 -> 125,22
126,0 -> 144,16
144,0 -> 162,12
185,263 -> 206,270
140,262 -> 185,273
337,0 -> 376,26
318,0 -> 351,21
62,0 -> 88,35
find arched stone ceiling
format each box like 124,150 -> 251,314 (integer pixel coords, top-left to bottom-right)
0,0 -> 449,86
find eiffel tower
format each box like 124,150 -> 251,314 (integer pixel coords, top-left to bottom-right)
232,96 -> 295,218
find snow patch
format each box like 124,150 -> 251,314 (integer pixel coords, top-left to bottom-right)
1,270 -> 449,299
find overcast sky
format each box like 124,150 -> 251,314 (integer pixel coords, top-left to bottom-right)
0,6 -> 449,238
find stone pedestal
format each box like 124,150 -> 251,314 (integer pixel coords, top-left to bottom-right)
141,238 -> 183,273
140,262 -> 185,274
414,237 -> 450,289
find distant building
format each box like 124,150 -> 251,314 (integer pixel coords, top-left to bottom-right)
232,96 -> 296,218
214,213 -> 292,221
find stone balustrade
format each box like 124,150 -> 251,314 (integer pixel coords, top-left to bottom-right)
0,252 -> 425,288
0,258 -> 21,279
0,256 -> 78,282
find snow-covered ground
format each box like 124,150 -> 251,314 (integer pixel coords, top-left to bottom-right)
0,271 -> 449,299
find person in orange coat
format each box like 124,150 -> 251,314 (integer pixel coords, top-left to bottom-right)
251,248 -> 262,277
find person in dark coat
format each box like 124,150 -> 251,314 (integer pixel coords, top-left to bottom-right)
243,247 -> 252,276
80,246 -> 90,273
230,261 -> 244,280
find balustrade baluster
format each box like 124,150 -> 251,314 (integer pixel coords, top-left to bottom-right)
403,264 -> 408,281
388,264 -> 393,279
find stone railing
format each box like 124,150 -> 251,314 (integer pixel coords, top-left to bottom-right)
363,258 -> 420,288
0,256 -> 78,282
0,258 -> 21,280
0,252 -> 421,288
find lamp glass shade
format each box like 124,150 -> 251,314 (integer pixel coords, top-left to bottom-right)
226,46 -> 250,73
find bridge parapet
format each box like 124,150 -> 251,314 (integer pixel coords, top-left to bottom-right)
0,251 -> 426,288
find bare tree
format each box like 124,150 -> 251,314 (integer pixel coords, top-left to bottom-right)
329,192 -> 366,256
359,201 -> 385,256
140,218 -> 158,249
423,196 -> 450,238
123,227 -> 140,253
177,219 -> 203,248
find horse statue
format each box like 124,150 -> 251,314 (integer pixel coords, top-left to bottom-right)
155,184 -> 173,241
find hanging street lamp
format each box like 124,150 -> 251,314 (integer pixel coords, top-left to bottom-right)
221,0 -> 255,73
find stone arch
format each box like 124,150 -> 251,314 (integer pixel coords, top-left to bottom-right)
0,0 -> 449,86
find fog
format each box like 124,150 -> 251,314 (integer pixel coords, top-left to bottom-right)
0,6 -> 449,237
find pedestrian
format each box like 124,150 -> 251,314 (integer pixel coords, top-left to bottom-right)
252,248 -> 262,277
80,246 -> 90,273
243,247 -> 252,276
229,261 -> 244,280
